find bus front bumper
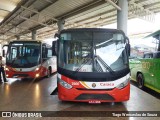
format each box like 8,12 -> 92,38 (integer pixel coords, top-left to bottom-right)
5,71 -> 41,79
58,83 -> 130,103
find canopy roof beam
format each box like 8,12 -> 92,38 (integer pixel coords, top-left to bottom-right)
129,0 -> 155,22
105,0 -> 121,11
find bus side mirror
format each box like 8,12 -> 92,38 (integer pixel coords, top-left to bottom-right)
52,41 -> 57,56
2,50 -> 5,57
127,44 -> 130,56
2,45 -> 9,57
54,33 -> 59,38
126,37 -> 130,56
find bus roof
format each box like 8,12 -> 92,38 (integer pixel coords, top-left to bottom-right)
8,40 -> 52,47
60,28 -> 125,35
144,51 -> 160,54
9,40 -> 41,44
144,30 -> 160,40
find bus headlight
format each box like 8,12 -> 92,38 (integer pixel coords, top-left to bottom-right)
35,67 -> 39,71
116,79 -> 129,89
58,78 -> 72,89
5,67 -> 9,71
35,73 -> 40,77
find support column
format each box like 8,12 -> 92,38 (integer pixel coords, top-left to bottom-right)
117,0 -> 128,35
0,43 -> 2,56
32,30 -> 37,40
57,19 -> 65,34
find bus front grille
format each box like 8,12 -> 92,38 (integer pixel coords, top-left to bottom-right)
13,74 -> 29,78
75,94 -> 115,100
76,88 -> 113,91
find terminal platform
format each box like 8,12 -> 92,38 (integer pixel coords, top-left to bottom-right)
0,74 -> 160,120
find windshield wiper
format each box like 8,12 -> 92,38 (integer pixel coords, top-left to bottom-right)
74,58 -> 92,73
94,57 -> 103,72
96,55 -> 114,74
73,45 -> 93,73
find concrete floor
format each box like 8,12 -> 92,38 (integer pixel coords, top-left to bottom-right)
0,73 -> 160,120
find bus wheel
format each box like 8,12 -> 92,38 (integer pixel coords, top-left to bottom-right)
47,67 -> 52,78
137,73 -> 144,89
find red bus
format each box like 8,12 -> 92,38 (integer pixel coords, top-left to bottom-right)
4,40 -> 57,79
56,28 -> 130,103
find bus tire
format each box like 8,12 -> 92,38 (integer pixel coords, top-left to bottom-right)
137,73 -> 144,89
47,67 -> 52,78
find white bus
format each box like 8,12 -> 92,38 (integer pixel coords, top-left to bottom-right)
57,28 -> 130,103
4,40 -> 57,79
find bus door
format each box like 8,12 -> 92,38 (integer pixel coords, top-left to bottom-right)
143,53 -> 154,87
42,44 -> 52,62
2,45 -> 9,64
153,52 -> 160,91
2,45 -> 8,57
42,44 -> 47,62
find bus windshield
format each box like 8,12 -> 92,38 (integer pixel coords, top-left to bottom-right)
6,42 -> 41,68
58,30 -> 128,72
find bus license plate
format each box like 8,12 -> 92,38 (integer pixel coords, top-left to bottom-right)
89,100 -> 101,104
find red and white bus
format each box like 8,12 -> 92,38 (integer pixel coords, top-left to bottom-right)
4,40 -> 56,79
56,28 -> 130,103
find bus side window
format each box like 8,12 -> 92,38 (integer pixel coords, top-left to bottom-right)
42,45 -> 46,58
154,52 -> 160,58
144,54 -> 147,58
47,49 -> 52,58
144,53 -> 152,59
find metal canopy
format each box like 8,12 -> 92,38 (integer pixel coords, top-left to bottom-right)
144,30 -> 160,39
0,0 -> 21,22
144,29 -> 160,51
0,0 -> 160,43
